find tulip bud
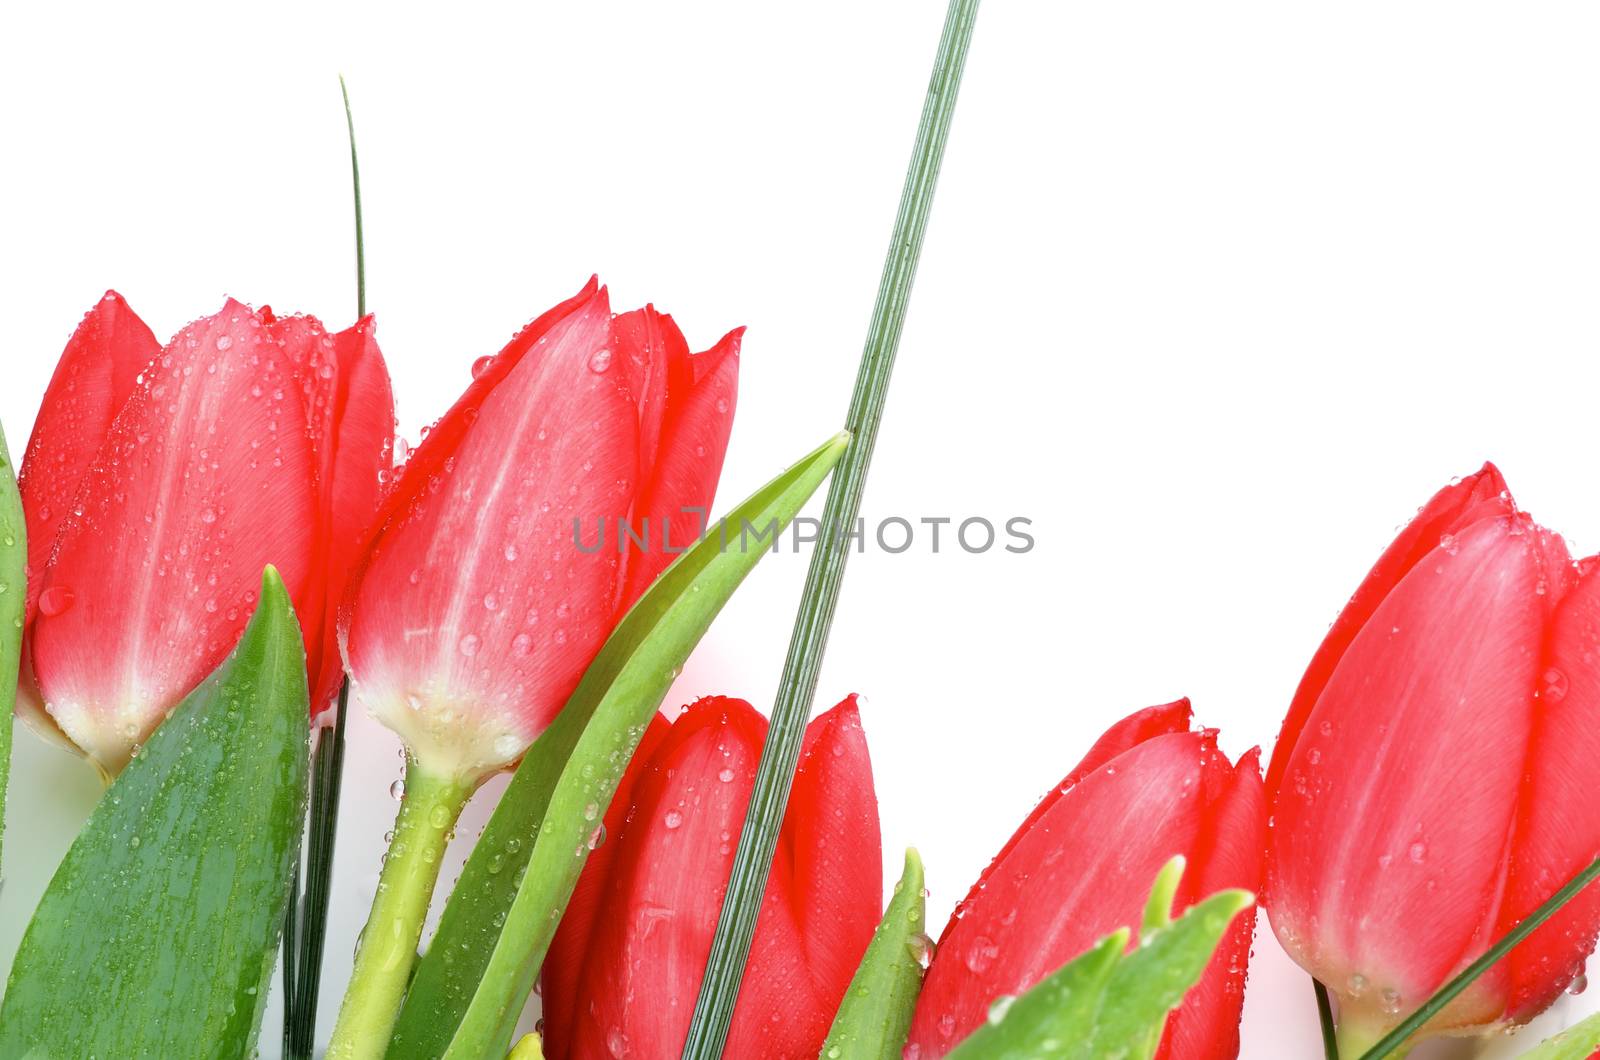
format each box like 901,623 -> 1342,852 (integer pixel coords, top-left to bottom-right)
18,294 -> 394,775
540,695 -> 881,1059
907,701 -> 1265,1059
1266,464 -> 1600,1048
341,279 -> 740,786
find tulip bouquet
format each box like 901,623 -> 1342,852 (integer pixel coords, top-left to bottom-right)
4,3 -> 1600,1060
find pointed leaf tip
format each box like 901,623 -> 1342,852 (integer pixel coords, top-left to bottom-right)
820,845 -> 929,1059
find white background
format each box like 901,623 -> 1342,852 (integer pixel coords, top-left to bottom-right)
3,2 -> 1599,1056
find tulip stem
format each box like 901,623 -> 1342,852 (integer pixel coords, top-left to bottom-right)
1356,851 -> 1600,1059
327,764 -> 472,1060
1313,979 -> 1338,1059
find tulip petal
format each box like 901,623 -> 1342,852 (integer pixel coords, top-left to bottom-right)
30,300 -> 319,773
541,698 -> 770,1060
1159,748 -> 1266,1060
984,699 -> 1193,890
618,328 -> 740,606
267,313 -> 395,714
739,695 -> 881,1049
345,284 -> 638,781
908,729 -> 1213,1057
1268,514 -> 1554,1019
1502,558 -> 1600,1019
542,697 -> 878,1060
1265,465 -> 1513,802
18,291 -> 160,623
541,712 -> 670,1054
611,307 -> 686,481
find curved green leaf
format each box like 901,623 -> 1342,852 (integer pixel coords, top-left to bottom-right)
387,431 -> 850,1058
1517,1012 -> 1600,1060
0,568 -> 310,1058
945,860 -> 1253,1060
946,930 -> 1126,1060
822,849 -> 929,1059
1088,888 -> 1253,1057
0,423 -> 23,869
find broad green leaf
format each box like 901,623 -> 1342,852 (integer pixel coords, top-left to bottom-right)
386,431 -> 851,1058
1087,888 -> 1254,1056
821,849 -> 929,1059
0,423 -> 23,869
945,930 -> 1126,1060
1517,1012 -> 1600,1059
0,568 -> 310,1058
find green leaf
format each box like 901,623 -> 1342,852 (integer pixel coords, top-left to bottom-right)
821,849 -> 929,1060
1516,1011 -> 1600,1059
945,930 -> 1126,1060
0,567 -> 311,1058
384,431 -> 851,1058
0,423 -> 23,870
1088,888 -> 1255,1056
943,865 -> 1254,1060
683,1 -> 981,1053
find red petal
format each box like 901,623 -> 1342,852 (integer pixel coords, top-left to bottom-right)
618,326 -> 740,606
541,698 -> 770,1059
907,730 -> 1214,1057
941,699 -> 1193,948
610,307 -> 687,477
733,696 -> 881,1051
344,283 -> 639,781
542,698 -> 879,1060
1267,514 -> 1553,1019
1159,748 -> 1267,1060
30,300 -> 319,772
1265,465 -> 1513,804
1502,557 -> 1600,1019
266,313 -> 395,715
541,711 -> 671,1056
18,292 -> 160,624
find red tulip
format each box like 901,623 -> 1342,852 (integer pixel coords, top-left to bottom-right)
1266,464 -> 1600,1049
906,701 -> 1265,1060
540,695 -> 881,1060
341,278 -> 739,785
17,292 -> 394,775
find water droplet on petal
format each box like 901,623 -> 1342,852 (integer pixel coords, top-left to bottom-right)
38,585 -> 75,617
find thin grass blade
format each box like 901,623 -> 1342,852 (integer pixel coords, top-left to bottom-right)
681,2 -> 980,1055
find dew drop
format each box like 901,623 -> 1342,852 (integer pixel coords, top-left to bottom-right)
38,585 -> 75,617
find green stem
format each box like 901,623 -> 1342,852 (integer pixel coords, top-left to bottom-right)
679,3 -> 980,1055
1314,979 -> 1338,1060
327,764 -> 471,1059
